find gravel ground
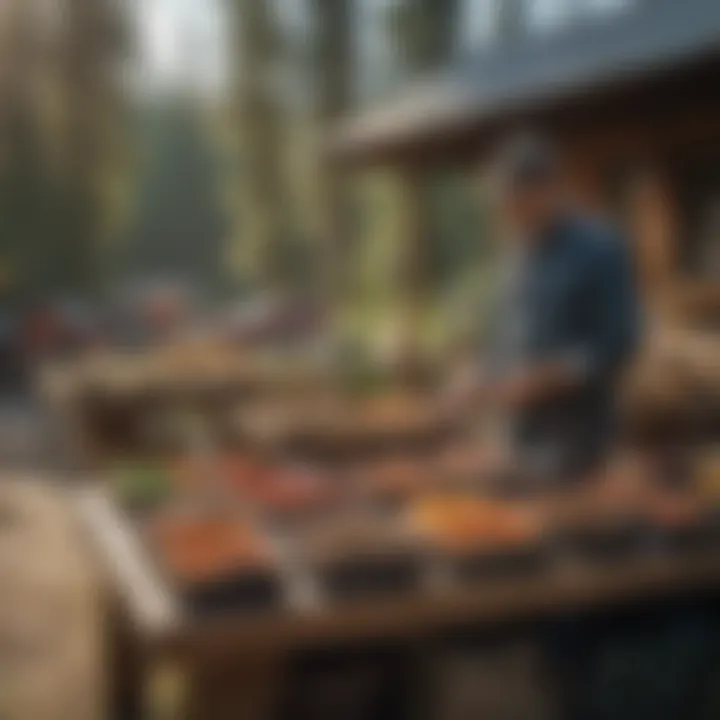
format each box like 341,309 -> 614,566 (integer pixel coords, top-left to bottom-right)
0,477 -> 104,720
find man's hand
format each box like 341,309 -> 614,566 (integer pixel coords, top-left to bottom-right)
441,363 -> 486,419
495,371 -> 545,410
495,362 -> 580,410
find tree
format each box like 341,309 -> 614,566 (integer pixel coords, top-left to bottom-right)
0,1 -> 51,307
118,99 -> 228,294
56,0 -> 130,296
230,0 -> 292,294
382,0 -> 463,364
310,0 -> 355,305
0,0 -> 130,303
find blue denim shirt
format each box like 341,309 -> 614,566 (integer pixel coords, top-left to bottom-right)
490,214 -> 641,482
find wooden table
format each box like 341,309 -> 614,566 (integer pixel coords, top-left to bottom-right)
75,488 -> 720,719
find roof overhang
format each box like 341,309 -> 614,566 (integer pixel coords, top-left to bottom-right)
331,0 -> 720,167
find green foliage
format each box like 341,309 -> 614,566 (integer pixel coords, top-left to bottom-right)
345,0 -> 485,358
0,112 -> 55,305
0,0 -> 129,304
113,462 -> 172,514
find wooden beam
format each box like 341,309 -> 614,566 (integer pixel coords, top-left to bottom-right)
628,166 -> 679,307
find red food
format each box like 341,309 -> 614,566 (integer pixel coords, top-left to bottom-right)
150,516 -> 271,583
218,455 -> 270,489
250,470 -> 335,512
219,455 -> 336,514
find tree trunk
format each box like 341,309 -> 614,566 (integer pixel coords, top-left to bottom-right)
312,0 -> 354,307
385,0 -> 461,365
58,0 -> 128,296
232,0 -> 289,295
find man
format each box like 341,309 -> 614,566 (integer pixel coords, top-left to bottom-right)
458,135 -> 641,486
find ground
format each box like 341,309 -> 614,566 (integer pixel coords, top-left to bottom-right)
0,470 -> 103,719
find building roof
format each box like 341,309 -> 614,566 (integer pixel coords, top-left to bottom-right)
333,0 -> 720,161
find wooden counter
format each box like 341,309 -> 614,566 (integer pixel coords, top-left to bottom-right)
74,488 -> 720,718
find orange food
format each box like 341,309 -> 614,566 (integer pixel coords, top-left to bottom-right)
408,496 -> 539,552
150,516 -> 271,583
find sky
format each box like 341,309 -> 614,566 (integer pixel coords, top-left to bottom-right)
135,0 -> 631,95
136,0 -> 228,93
135,0 -> 435,96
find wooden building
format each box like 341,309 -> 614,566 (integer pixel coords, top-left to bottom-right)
333,0 -> 720,325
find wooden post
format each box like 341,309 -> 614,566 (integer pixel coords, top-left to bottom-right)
628,167 -> 678,313
394,168 -> 431,378
184,646 -> 284,720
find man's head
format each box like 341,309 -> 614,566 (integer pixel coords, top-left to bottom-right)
491,134 -> 566,243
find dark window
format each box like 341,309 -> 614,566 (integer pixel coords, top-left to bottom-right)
677,156 -> 720,278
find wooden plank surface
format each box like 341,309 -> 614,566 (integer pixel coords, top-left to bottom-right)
191,552 -> 720,653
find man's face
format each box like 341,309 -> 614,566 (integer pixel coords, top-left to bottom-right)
498,180 -> 560,243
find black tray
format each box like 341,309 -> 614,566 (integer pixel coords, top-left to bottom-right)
646,514 -> 720,556
446,543 -> 548,583
175,569 -> 282,615
551,519 -> 652,562
314,552 -> 423,601
143,530 -> 283,615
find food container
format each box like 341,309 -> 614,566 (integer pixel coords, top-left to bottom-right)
545,498 -> 651,562
146,513 -> 281,614
299,517 -> 423,601
643,489 -> 720,555
407,496 -> 546,581
543,463 -> 656,561
550,514 -> 651,562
